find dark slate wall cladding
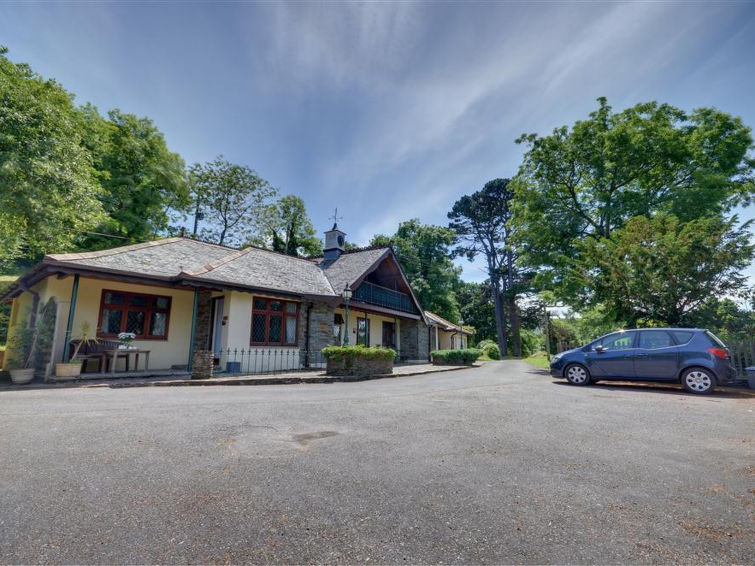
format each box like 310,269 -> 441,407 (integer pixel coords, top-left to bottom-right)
192,289 -> 213,352
399,318 -> 431,361
299,301 -> 336,363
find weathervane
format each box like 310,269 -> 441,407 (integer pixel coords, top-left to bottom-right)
329,207 -> 343,229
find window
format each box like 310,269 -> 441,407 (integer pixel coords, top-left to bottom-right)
639,330 -> 674,350
595,332 -> 635,351
98,290 -> 171,340
357,318 -> 370,346
251,298 -> 299,346
671,331 -> 694,345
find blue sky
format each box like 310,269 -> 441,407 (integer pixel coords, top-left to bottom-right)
1,1 -> 754,283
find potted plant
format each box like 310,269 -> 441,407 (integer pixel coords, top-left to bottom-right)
5,323 -> 37,384
55,322 -> 96,380
118,332 -> 136,349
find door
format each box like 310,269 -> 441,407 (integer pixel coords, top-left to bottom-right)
586,331 -> 637,378
210,297 -> 224,356
633,330 -> 679,379
382,321 -> 396,348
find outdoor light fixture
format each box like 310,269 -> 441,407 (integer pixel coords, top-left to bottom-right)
342,284 -> 352,345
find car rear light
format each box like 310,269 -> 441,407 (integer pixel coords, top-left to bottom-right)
707,347 -> 728,360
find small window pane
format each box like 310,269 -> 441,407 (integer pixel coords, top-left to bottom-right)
600,333 -> 633,350
129,295 -> 148,307
252,314 -> 266,343
153,297 -> 170,310
671,331 -> 693,345
104,292 -> 125,306
126,311 -> 145,335
253,298 -> 267,310
101,309 -> 122,334
269,315 -> 282,342
270,301 -> 283,312
149,312 -> 167,336
285,302 -> 297,314
285,316 -> 297,343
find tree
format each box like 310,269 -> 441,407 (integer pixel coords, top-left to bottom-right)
448,178 -> 526,357
0,47 -> 104,267
370,219 -> 461,321
513,97 -> 755,300
256,195 -> 322,257
455,281 -> 497,343
189,157 -> 277,247
577,214 -> 754,325
80,108 -> 188,248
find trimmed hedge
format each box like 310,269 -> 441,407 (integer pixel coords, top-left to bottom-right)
431,348 -> 481,365
321,345 -> 397,362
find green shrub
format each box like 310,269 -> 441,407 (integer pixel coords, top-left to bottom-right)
481,342 -> 500,360
321,345 -> 397,362
519,329 -> 544,358
431,348 -> 481,365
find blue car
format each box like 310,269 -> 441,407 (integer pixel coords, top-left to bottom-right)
549,328 -> 737,394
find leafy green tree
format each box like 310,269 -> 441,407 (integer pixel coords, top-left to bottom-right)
189,156 -> 277,247
0,47 -> 104,266
577,214 -> 754,325
448,178 -> 526,356
80,107 -> 188,248
455,281 -> 497,343
256,195 -> 322,257
514,97 -> 755,299
370,219 -> 461,321
681,294 -> 755,342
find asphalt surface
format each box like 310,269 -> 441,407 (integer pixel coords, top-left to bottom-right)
1,360 -> 753,564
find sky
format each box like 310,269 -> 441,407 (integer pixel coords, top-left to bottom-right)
1,1 -> 754,284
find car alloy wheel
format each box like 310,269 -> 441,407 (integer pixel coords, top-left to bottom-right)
565,364 -> 590,386
682,368 -> 714,394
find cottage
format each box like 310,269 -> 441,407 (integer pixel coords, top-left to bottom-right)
425,311 -> 473,351
1,225 -> 431,379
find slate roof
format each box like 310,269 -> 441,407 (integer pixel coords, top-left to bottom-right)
27,238 -> 397,300
315,247 -> 389,294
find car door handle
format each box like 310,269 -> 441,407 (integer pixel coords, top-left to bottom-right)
635,354 -> 649,358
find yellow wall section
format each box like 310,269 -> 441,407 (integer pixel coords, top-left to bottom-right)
334,308 -> 401,350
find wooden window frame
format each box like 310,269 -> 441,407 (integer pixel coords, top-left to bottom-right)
97,289 -> 172,341
250,297 -> 300,347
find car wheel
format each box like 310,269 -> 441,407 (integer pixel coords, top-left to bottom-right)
565,363 -> 591,386
681,367 -> 715,395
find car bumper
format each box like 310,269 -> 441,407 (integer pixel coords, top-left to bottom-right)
549,366 -> 564,378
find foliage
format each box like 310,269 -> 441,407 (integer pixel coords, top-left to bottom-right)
0,47 -> 104,266
69,322 -> 97,362
514,97 -> 755,302
456,281 -> 497,342
80,107 -> 188,248
5,298 -> 56,370
547,318 -> 580,353
0,274 -> 17,345
322,345 -> 396,362
476,339 -> 501,360
370,219 -> 461,321
680,294 -> 755,342
523,351 -> 550,369
519,329 -> 544,358
189,156 -> 277,247
431,348 -> 481,365
254,195 -> 322,257
577,214 -> 753,325
30,298 -> 56,371
448,178 -> 525,355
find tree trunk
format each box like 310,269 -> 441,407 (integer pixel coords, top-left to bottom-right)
509,295 -> 521,357
492,279 -> 507,357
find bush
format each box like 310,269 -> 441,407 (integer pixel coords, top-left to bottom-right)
322,345 -> 396,362
431,348 -> 481,365
519,329 -> 544,358
481,342 -> 500,360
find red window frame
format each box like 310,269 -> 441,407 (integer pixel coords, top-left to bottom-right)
250,297 -> 299,346
97,289 -> 172,340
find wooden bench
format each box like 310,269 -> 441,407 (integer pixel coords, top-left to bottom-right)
69,339 -> 123,373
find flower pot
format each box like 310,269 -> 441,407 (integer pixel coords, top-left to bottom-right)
55,362 -> 83,380
9,368 -> 35,385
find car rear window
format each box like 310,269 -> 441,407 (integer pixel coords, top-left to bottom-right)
704,330 -> 727,349
670,331 -> 694,345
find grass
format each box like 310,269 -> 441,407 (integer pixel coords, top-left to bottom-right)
523,351 -> 550,369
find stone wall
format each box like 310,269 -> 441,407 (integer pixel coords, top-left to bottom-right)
399,318 -> 430,361
192,289 -> 213,353
192,350 -> 214,379
300,301 -> 336,366
326,357 -> 393,377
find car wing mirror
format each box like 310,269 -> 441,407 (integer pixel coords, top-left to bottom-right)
594,345 -> 606,354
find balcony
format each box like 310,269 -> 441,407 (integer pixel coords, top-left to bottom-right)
352,281 -> 416,314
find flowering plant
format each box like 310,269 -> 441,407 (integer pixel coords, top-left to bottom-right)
118,332 -> 136,346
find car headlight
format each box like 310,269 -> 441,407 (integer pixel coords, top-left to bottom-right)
550,353 -> 562,363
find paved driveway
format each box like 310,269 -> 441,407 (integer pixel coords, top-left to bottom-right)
1,361 -> 752,564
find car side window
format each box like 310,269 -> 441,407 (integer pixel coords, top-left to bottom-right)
671,331 -> 693,345
597,333 -> 635,350
639,330 -> 674,349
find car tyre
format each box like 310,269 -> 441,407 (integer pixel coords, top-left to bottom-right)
681,367 -> 715,395
564,363 -> 591,386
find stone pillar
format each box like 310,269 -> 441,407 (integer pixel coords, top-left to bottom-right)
399,318 -> 430,362
300,301 -> 336,366
192,289 -> 213,353
192,350 -> 214,379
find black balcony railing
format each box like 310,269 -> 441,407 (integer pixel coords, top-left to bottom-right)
353,281 -> 416,314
